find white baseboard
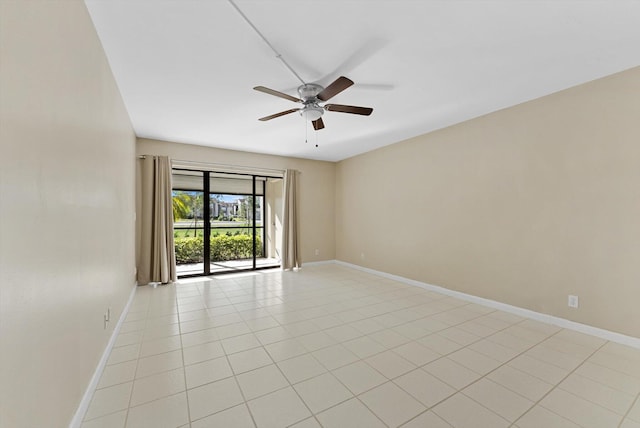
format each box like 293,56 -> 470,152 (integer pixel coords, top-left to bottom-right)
302,260 -> 336,267
69,284 -> 137,428
333,260 -> 640,349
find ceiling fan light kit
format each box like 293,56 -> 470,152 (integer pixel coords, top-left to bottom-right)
300,105 -> 324,121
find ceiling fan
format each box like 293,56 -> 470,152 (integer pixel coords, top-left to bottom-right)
254,76 -> 373,130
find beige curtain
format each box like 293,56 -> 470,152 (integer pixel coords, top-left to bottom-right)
138,156 -> 176,284
282,169 -> 301,270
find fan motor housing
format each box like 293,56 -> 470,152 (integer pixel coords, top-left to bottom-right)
297,83 -> 323,102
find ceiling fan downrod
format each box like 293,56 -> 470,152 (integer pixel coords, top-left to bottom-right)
227,0 -> 306,85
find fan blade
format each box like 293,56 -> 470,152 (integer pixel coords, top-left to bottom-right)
258,109 -> 299,121
312,117 -> 325,131
254,86 -> 300,103
317,76 -> 354,101
325,104 -> 373,116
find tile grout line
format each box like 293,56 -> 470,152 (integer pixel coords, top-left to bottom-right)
582,354 -> 640,389
124,286 -> 194,425
618,392 -> 640,428
401,315 -> 612,427
224,334 -> 264,428
178,285 -> 194,428
228,279 -> 313,428
224,274 -> 394,427
188,280 -> 252,427
546,350 -> 639,423
509,336 -> 610,428
399,316 -> 541,427
561,359 -> 640,402
121,294 -> 151,428
311,307 -> 526,426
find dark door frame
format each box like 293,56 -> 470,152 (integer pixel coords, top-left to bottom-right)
172,168 -> 279,278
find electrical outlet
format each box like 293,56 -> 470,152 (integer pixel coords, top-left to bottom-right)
103,307 -> 112,329
568,295 -> 579,308
360,253 -> 365,260
315,249 -> 319,256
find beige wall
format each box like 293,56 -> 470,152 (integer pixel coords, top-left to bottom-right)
336,67 -> 640,338
136,138 -> 336,265
0,1 -> 136,427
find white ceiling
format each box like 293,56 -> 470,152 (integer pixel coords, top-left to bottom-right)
85,0 -> 640,162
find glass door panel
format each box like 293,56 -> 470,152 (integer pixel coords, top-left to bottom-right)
172,169 -> 206,276
209,192 -> 253,273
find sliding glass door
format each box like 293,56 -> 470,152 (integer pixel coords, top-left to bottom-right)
172,169 -> 281,277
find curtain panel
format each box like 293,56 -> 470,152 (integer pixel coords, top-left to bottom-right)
138,155 -> 176,284
282,169 -> 301,270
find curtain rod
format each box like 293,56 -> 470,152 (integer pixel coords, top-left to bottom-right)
137,155 -> 295,176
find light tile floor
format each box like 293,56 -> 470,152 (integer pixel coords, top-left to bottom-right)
82,264 -> 640,428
